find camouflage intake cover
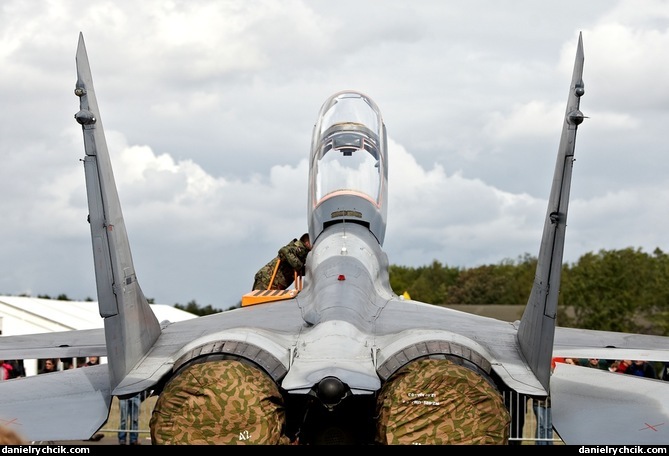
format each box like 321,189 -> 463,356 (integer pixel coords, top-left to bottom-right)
375,358 -> 509,445
150,359 -> 290,445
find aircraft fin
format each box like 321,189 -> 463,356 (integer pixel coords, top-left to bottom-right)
517,32 -> 586,392
74,32 -> 161,391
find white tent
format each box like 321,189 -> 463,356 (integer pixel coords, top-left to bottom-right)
0,295 -> 197,376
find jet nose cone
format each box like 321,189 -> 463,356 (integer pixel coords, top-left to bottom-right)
318,376 -> 347,406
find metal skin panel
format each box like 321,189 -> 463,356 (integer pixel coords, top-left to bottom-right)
0,328 -> 106,359
551,362 -> 669,444
75,33 -> 162,392
0,364 -> 111,442
517,33 -> 585,392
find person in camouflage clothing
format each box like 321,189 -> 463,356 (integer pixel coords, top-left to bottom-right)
252,233 -> 311,290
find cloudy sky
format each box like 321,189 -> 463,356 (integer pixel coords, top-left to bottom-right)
1,0 -> 668,310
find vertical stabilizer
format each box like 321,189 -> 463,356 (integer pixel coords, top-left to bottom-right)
74,33 -> 162,391
517,33 -> 586,392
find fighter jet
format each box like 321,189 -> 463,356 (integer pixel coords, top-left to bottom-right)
1,32 -> 668,445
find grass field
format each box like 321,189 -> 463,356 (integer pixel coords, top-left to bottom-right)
98,395 -> 158,443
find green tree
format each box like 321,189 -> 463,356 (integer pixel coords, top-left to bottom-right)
647,248 -> 669,335
390,260 -> 460,303
445,264 -> 507,304
174,300 -> 222,316
17,245 -> 669,334
561,248 -> 658,333
445,255 -> 536,305
503,254 -> 536,305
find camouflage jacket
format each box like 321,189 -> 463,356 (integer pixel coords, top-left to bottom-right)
253,238 -> 310,290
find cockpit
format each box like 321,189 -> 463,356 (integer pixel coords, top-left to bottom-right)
308,91 -> 388,245
316,122 -> 381,205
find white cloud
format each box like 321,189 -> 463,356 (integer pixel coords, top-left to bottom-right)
1,0 -> 668,308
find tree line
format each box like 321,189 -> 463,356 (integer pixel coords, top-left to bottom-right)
22,246 -> 669,335
390,247 -> 669,336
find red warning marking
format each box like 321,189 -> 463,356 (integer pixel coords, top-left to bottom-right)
639,422 -> 665,432
0,417 -> 22,427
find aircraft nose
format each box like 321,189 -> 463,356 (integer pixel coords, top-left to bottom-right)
317,376 -> 347,407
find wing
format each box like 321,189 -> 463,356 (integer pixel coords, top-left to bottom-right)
554,326 -> 669,361
0,364 -> 111,442
112,300 -> 306,394
0,328 -> 106,360
551,363 -> 669,444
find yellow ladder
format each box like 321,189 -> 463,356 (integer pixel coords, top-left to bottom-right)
241,260 -> 303,307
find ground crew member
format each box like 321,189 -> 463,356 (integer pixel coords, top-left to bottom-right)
252,233 -> 311,290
